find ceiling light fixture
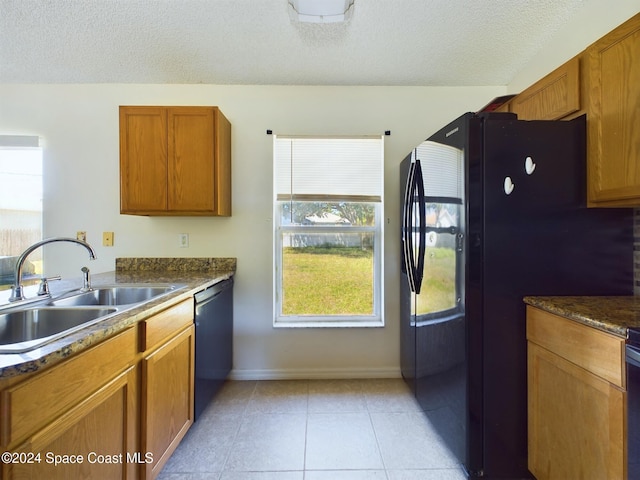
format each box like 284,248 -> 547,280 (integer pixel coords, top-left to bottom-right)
288,0 -> 355,23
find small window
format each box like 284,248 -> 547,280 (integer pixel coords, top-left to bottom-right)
273,136 -> 384,327
0,136 -> 43,289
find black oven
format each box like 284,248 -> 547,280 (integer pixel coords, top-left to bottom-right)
626,329 -> 640,479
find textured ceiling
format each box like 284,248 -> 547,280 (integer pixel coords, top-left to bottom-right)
0,0 -> 585,86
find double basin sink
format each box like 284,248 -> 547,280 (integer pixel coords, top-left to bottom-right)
0,284 -> 186,354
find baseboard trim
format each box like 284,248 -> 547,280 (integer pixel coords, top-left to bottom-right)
229,367 -> 401,381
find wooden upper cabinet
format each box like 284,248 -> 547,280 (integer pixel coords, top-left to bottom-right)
120,106 -> 231,216
586,13 -> 640,206
120,107 -> 168,213
510,56 -> 580,121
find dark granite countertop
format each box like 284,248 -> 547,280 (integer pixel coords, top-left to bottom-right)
523,295 -> 640,339
0,257 -> 236,379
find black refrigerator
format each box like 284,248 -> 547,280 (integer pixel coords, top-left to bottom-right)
400,112 -> 633,479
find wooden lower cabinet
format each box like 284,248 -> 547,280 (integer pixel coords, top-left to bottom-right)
4,367 -> 138,480
0,297 -> 197,480
527,306 -> 626,480
140,324 -> 195,480
528,343 -> 625,479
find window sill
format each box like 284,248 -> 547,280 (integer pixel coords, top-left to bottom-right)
274,319 -> 384,329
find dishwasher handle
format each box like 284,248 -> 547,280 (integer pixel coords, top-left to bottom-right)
195,278 -> 234,305
627,344 -> 640,368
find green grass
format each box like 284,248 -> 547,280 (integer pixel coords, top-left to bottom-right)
282,245 -> 457,317
282,246 -> 373,315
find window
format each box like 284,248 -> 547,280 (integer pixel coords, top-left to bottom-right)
0,136 -> 43,289
273,136 -> 384,327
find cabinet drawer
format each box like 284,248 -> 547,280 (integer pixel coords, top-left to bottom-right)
139,298 -> 194,352
0,327 -> 136,448
526,306 -> 625,388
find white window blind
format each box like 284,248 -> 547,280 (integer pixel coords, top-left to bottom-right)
415,141 -> 463,199
275,136 -> 383,201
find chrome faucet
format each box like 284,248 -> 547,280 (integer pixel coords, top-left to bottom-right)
9,237 -> 97,302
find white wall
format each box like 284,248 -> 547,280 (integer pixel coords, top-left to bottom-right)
0,84 -> 502,379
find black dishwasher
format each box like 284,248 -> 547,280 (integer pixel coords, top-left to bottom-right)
194,277 -> 233,420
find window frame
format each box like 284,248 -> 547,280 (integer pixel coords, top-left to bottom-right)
273,135 -> 384,328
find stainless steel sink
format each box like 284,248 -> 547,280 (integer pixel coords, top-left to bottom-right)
49,284 -> 184,307
0,284 -> 186,354
0,307 -> 117,353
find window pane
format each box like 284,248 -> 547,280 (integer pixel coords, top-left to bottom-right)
281,232 -> 374,316
0,147 -> 43,289
279,201 -> 376,227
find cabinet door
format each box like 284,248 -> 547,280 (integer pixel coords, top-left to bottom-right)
511,56 -> 580,120
1,327 -> 137,449
141,325 -> 194,480
587,13 -> 640,206
168,107 -> 216,213
120,106 -> 168,213
3,367 -> 137,480
528,342 -> 625,480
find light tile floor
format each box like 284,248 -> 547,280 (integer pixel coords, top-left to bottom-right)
158,379 -> 467,480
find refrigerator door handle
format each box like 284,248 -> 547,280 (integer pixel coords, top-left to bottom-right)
402,159 -> 426,294
402,160 -> 418,292
400,167 -> 409,276
414,160 -> 426,294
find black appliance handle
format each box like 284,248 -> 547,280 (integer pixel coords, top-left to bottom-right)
627,344 -> 640,368
401,160 -> 417,290
413,160 -> 426,294
401,158 -> 426,294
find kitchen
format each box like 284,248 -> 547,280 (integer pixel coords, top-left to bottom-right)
0,1 -> 639,479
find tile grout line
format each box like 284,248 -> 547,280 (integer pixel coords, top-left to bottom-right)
365,389 -> 392,480
303,379 -> 310,479
217,380 -> 259,477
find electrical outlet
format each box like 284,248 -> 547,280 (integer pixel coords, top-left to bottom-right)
76,231 -> 87,242
103,231 -> 114,247
179,233 -> 189,248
